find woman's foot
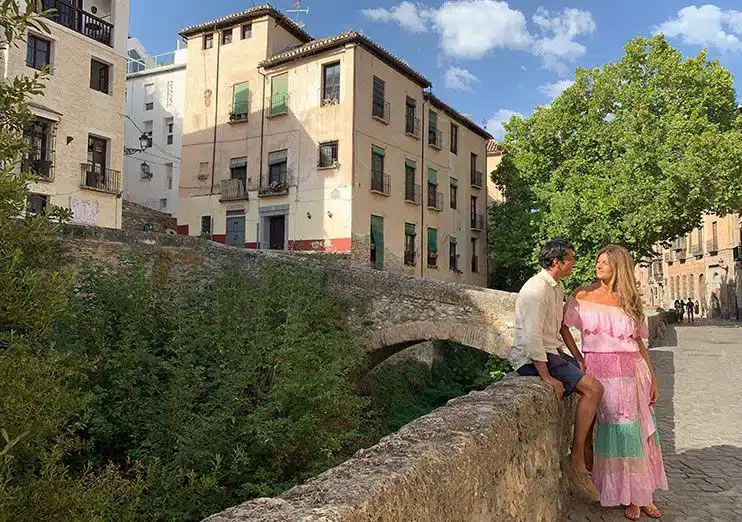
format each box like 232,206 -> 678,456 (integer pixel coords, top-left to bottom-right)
642,504 -> 662,518
624,504 -> 641,520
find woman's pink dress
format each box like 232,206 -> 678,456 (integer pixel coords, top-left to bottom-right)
564,297 -> 668,507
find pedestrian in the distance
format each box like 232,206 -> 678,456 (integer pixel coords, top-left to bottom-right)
686,299 -> 695,324
678,299 -> 686,323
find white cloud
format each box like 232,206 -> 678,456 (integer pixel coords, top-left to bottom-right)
362,1 -> 595,71
485,109 -> 523,140
444,67 -> 479,91
361,1 -> 429,33
654,5 -> 742,52
538,79 -> 574,100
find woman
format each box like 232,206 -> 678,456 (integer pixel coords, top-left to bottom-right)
563,245 -> 668,520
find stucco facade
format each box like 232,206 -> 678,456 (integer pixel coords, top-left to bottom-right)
177,6 -> 491,287
486,140 -> 504,206
2,0 -> 129,228
637,213 -> 741,319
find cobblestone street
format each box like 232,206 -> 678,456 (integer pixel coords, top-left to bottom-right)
567,319 -> 742,521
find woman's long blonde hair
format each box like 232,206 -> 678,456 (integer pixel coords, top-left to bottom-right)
596,245 -> 645,329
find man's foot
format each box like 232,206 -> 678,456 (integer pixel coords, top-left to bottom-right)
642,504 -> 662,518
566,460 -> 600,502
624,505 -> 641,520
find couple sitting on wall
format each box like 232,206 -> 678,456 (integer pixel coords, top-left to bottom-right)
511,240 -> 668,521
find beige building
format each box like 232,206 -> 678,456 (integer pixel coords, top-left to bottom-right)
637,213 -> 741,319
177,6 -> 492,286
2,0 -> 129,228
486,140 -> 504,206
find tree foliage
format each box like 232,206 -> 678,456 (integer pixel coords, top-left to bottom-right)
489,35 -> 742,288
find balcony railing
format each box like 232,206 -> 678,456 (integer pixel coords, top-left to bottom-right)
673,239 -> 686,251
370,170 -> 390,195
404,182 -> 421,205
372,99 -> 390,124
691,244 -> 703,258
259,171 -> 290,197
471,213 -> 484,231
404,250 -> 416,266
427,189 -> 443,211
23,158 -> 54,181
677,250 -> 686,262
80,163 -> 121,195
449,252 -> 459,272
652,261 -> 663,279
707,238 -> 719,253
428,128 -> 443,150
405,117 -> 421,139
267,93 -> 289,117
427,251 -> 438,267
39,0 -> 113,47
470,170 -> 484,188
219,179 -> 248,201
229,101 -> 249,123
664,251 -> 673,264
471,254 -> 479,273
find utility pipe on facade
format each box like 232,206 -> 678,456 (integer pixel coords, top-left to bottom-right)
209,24 -> 221,198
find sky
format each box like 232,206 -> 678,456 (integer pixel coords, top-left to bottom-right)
130,1 -> 742,140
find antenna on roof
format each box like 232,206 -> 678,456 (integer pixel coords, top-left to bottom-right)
286,0 -> 309,29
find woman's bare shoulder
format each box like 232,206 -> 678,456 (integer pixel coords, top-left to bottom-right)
572,283 -> 599,300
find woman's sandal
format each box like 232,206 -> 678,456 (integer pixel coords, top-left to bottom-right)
624,505 -> 641,521
642,504 -> 662,518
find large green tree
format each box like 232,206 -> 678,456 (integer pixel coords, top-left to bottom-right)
489,35 -> 742,288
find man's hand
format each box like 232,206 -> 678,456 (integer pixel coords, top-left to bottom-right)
545,377 -> 565,400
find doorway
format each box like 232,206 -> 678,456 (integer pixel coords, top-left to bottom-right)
226,215 -> 245,247
268,215 -> 285,250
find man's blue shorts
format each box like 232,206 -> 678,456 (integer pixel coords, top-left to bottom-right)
516,352 -> 585,396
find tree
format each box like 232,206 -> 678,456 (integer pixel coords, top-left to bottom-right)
488,35 -> 742,288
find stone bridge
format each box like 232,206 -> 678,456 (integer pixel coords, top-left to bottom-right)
62,225 -> 517,369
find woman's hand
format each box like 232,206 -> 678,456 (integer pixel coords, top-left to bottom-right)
650,374 -> 659,406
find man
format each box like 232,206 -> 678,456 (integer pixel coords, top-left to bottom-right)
511,239 -> 603,501
686,298 -> 695,323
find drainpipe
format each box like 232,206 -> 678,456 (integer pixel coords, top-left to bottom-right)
209,24 -> 221,198
351,45 -> 358,259
420,90 -> 428,279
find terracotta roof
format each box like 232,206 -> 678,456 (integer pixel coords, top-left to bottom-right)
487,139 -> 504,155
259,31 -> 431,88
424,93 -> 492,140
179,4 -> 312,43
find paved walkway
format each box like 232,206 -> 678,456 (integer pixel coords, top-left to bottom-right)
567,319 -> 742,521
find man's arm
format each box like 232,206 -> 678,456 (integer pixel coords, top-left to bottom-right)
519,289 -> 565,399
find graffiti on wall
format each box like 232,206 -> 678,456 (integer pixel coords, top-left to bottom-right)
70,196 -> 99,225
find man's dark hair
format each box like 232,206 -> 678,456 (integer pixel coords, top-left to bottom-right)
538,239 -> 574,269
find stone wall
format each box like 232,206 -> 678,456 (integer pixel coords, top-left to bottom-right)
121,200 -> 177,233
204,376 -> 576,522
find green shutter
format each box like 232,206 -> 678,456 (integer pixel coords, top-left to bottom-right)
405,222 -> 416,236
371,215 -> 384,269
405,158 -> 416,169
449,235 -> 457,245
233,82 -> 249,106
230,157 -> 247,168
427,227 -> 437,252
450,177 -> 458,187
372,145 -> 385,157
271,74 -> 288,113
428,168 -> 437,184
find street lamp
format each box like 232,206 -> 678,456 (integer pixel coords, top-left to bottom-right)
124,132 -> 151,156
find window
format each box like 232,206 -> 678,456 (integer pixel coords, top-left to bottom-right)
428,110 -> 440,148
449,236 -> 458,271
269,74 -> 288,116
84,135 -> 110,190
140,161 -> 152,180
450,178 -> 458,209
427,227 -> 438,267
165,163 -> 174,190
404,159 -> 417,203
90,59 -> 110,93
222,29 -> 232,45
371,146 -> 385,193
27,194 -> 48,217
370,215 -> 384,269
230,157 -> 247,186
450,123 -> 458,154
405,97 -> 417,135
165,118 -> 174,145
203,33 -> 214,49
242,24 -> 252,39
231,82 -> 249,118
201,215 -> 212,235
427,168 -> 440,209
143,120 -> 153,147
267,149 -> 288,185
372,76 -> 386,120
144,83 -> 154,110
470,152 -> 481,187
404,223 -> 416,266
198,161 -> 210,180
159,198 -> 168,210
22,117 -> 54,180
127,49 -> 144,73
322,62 -> 340,104
26,34 -> 50,70
471,238 -> 479,273
471,195 -> 482,229
319,141 -> 338,168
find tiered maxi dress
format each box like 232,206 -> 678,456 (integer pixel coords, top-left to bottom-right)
563,297 -> 669,507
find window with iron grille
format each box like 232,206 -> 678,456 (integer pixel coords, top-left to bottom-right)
26,34 -> 50,70
27,194 -> 48,217
322,62 -> 340,104
471,238 -> 479,272
450,123 -> 458,154
449,237 -> 458,271
222,29 -> 232,45
230,157 -> 247,186
372,76 -> 385,119
268,149 -> 288,185
370,215 -> 384,269
427,227 -> 438,267
203,33 -> 214,49
428,110 -> 438,142
450,178 -> 458,209
144,83 -> 154,110
90,59 -> 110,94
201,215 -> 212,235
165,119 -> 174,145
22,117 -> 55,179
404,223 -> 416,266
319,141 -> 338,168
242,24 -> 252,39
405,98 -> 416,134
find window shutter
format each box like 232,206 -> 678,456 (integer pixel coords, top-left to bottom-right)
372,145 -> 385,157
428,168 -> 437,184
233,82 -> 249,106
405,159 -> 416,169
230,157 -> 247,168
405,223 -> 416,236
427,227 -> 437,252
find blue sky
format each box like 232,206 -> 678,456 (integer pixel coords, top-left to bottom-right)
130,1 -> 742,139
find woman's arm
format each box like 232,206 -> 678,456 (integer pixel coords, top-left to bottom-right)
636,336 -> 659,404
560,323 -> 585,370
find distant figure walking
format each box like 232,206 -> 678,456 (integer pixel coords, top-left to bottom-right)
686,299 -> 695,323
695,300 -> 701,318
678,299 -> 686,323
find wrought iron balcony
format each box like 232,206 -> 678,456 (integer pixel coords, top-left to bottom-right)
427,189 -> 443,211
664,251 -> 673,263
405,117 -> 421,139
677,250 -> 686,262
706,239 -> 719,253
427,251 -> 438,267
23,158 -> 54,181
428,128 -> 443,150
370,169 -> 390,195
691,244 -> 703,258
470,170 -> 484,189
80,163 -> 121,195
321,85 -> 340,106
404,250 -> 416,266
372,99 -> 390,124
267,93 -> 289,117
229,101 -> 249,123
404,182 -> 421,205
471,213 -> 485,231
39,0 -> 113,47
219,179 -> 248,201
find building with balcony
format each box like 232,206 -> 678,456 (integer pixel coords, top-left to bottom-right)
124,37 -> 186,215
637,213 -> 741,319
2,0 -> 129,227
176,5 -> 492,286
486,140 -> 504,206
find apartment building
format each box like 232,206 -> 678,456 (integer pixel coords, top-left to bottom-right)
486,139 -> 504,206
638,213 -> 741,319
177,5 -> 492,286
124,37 -> 186,215
2,0 -> 129,227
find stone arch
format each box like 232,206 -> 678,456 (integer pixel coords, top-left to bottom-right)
688,274 -> 694,300
364,320 -> 510,369
681,275 -> 687,298
699,274 -> 706,313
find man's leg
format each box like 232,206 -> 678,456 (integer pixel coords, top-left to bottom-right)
571,374 -> 603,473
